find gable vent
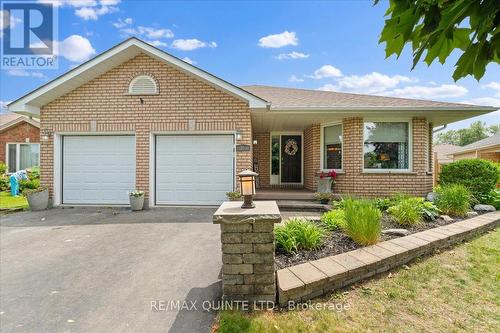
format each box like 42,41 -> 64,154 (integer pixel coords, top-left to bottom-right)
128,75 -> 158,95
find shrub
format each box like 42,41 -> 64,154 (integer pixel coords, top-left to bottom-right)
0,162 -> 6,175
343,199 -> 381,245
331,199 -> 346,210
479,189 -> 500,210
420,200 -> 440,221
274,218 -> 325,253
439,159 -> 500,200
28,166 -> 40,180
388,197 -> 423,225
23,186 -> 47,196
226,191 -> 241,201
434,184 -> 471,217
314,192 -> 334,204
321,209 -> 346,230
0,175 -> 10,191
372,197 -> 392,212
19,179 -> 40,193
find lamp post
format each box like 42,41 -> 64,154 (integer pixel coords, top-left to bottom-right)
238,170 -> 258,209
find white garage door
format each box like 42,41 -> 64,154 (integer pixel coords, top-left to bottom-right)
156,135 -> 234,205
62,136 -> 135,204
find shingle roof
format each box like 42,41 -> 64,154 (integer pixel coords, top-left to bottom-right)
0,112 -> 22,125
453,133 -> 500,154
242,85 -> 489,109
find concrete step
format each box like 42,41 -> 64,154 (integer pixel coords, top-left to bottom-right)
254,190 -> 315,201
276,200 -> 330,212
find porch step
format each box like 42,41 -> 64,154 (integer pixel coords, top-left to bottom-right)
276,200 -> 331,212
254,189 -> 316,201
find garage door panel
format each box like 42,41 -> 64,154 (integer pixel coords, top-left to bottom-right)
63,136 -> 135,204
156,135 -> 234,205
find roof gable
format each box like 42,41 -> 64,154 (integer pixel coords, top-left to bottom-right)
0,114 -> 39,132
8,38 -> 269,116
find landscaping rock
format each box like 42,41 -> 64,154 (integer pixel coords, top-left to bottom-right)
426,192 -> 438,202
466,211 -> 479,218
382,228 -> 411,236
473,204 -> 496,212
440,215 -> 454,222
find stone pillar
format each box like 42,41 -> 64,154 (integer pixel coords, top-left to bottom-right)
213,201 -> 281,303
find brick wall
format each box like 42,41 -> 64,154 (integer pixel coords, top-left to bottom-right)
253,133 -> 270,187
0,121 -> 40,163
40,53 -> 252,201
252,117 -> 433,197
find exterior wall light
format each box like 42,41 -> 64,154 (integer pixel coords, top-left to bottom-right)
235,131 -> 243,140
238,169 -> 258,208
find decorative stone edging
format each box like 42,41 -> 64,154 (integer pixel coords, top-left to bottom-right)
277,211 -> 500,306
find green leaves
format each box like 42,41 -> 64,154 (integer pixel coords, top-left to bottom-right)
377,0 -> 500,81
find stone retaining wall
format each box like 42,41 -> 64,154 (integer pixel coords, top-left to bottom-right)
277,212 -> 500,306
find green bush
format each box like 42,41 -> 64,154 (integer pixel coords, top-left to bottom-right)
0,163 -> 6,175
313,192 -> 334,203
439,159 -> 500,200
19,179 -> 40,193
321,210 -> 346,230
225,191 -> 241,201
480,189 -> 500,210
29,166 -> 40,180
435,184 -> 471,217
420,200 -> 440,220
274,218 -> 326,253
372,197 -> 392,212
388,197 -> 423,225
343,199 -> 381,246
0,175 -> 10,191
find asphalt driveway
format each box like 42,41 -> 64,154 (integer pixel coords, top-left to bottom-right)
0,207 -> 222,333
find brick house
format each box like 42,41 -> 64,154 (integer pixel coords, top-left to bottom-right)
7,38 -> 497,206
0,113 -> 40,173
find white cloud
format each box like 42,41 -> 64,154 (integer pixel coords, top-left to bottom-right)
171,39 -> 217,51
55,35 -> 96,62
0,101 -> 11,112
182,57 -> 197,65
39,0 -> 117,7
112,17 -> 133,29
329,72 -> 414,93
114,21 -> 174,48
275,51 -> 309,60
75,5 -> 118,20
307,65 -> 342,79
136,26 -> 173,39
258,31 -> 298,48
289,75 -> 304,83
7,69 -> 46,79
460,97 -> 500,107
1,9 -> 22,31
383,84 -> 468,99
482,82 -> 500,97
146,40 -> 167,47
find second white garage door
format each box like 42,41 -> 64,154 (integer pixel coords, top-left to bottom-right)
62,136 -> 135,205
155,135 -> 234,205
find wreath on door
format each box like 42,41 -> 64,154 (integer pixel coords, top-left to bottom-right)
284,139 -> 299,156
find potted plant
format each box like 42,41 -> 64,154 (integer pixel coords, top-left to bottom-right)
24,186 -> 49,211
314,192 -> 334,204
226,191 -> 242,201
129,190 -> 145,211
316,170 -> 337,193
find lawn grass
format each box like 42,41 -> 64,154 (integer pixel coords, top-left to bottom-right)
215,229 -> 500,333
0,191 -> 28,210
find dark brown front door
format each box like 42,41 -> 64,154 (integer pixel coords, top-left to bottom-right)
281,135 -> 301,183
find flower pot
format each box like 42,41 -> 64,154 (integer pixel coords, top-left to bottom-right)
129,195 -> 144,211
26,188 -> 49,211
316,177 -> 333,193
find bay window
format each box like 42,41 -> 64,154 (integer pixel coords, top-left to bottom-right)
363,122 -> 410,170
322,124 -> 342,170
6,143 -> 40,173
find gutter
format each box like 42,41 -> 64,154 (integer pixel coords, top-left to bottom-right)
433,124 -> 447,134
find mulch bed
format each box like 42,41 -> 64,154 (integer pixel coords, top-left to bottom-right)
275,211 -> 487,270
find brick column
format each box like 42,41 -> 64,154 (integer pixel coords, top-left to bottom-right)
213,201 -> 281,304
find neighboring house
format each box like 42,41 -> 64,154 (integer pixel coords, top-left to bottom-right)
432,144 -> 461,186
0,113 -> 40,173
449,133 -> 500,163
7,38 -> 497,206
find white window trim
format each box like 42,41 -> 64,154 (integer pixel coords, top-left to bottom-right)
320,121 -> 344,172
5,142 -> 40,173
269,132 -> 304,185
362,119 -> 413,173
127,75 -> 159,95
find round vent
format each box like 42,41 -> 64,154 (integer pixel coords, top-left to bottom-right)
128,75 -> 158,95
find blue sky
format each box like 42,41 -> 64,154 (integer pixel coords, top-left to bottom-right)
1,0 -> 499,130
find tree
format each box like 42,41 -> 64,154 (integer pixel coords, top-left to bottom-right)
435,121 -> 499,146
376,0 -> 500,81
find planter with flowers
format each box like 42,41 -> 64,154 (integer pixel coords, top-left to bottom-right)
129,190 -> 145,211
24,186 -> 49,211
316,170 -> 337,193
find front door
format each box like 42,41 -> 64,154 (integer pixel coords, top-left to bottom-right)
281,135 -> 302,183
